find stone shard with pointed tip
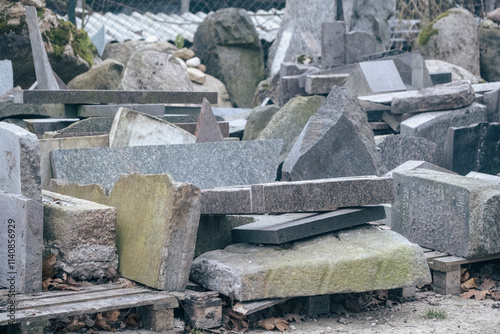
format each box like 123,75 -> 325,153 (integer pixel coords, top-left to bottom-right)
195,99 -> 224,143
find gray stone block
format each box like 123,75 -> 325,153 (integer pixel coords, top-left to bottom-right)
77,104 -> 165,117
0,191 -> 43,293
232,206 -> 386,244
430,72 -> 452,85
0,60 -> 13,97
344,60 -> 407,96
466,171 -> 500,184
195,99 -> 224,143
391,81 -> 475,114
385,160 -> 456,178
42,190 -> 118,280
392,169 -> 500,258
242,105 -> 280,141
0,122 -> 41,202
400,102 -> 488,149
345,31 -> 378,64
51,140 -> 282,191
282,87 -> 387,181
279,75 -> 307,106
0,102 -> 75,121
443,122 -> 500,175
24,119 -> 79,137
483,89 -> 500,122
321,21 -> 345,69
304,73 -> 348,94
43,117 -> 114,138
190,226 -> 431,301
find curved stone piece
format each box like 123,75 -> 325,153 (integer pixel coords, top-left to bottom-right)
190,226 -> 431,301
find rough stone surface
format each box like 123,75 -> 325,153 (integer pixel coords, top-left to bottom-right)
305,73 -> 349,95
375,135 -> 441,171
392,169 -> 500,258
0,60 -> 13,96
109,108 -> 196,147
478,26 -> 500,82
345,31 -> 379,64
232,206 -> 386,244
42,190 -> 118,280
282,87 -> 387,181
39,134 -> 109,189
190,226 -> 431,301
119,51 -> 193,91
466,171 -> 500,184
43,117 -> 114,138
176,122 -> 229,138
344,60 -> 406,97
193,8 -> 265,107
484,89 -> 500,122
417,8 -> 480,76
400,102 -> 488,149
0,122 -> 41,202
391,81 -> 475,114
77,104 -> 165,118
200,176 -> 394,215
242,105 -> 280,141
68,59 -> 124,90
425,59 -> 482,84
195,99 -> 224,143
389,52 -> 433,90
267,0 -> 336,75
384,160 -> 456,178
49,174 -> 201,291
187,67 -> 207,84
192,74 -> 233,108
0,191 -> 43,293
51,140 -> 282,191
256,96 -> 323,162
321,21 -> 345,68
25,118 -> 78,137
443,122 -> 500,175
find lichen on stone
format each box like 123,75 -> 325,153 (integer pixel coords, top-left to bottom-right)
418,11 -> 451,46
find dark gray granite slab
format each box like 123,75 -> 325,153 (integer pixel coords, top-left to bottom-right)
0,60 -> 13,96
321,22 -> 345,69
21,90 -> 218,105
51,140 -> 282,190
232,206 -> 386,244
77,104 -> 165,117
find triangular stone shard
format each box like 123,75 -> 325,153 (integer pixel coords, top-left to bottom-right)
195,98 -> 224,142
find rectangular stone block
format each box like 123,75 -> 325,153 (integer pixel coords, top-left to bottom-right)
77,104 -> 165,117
0,122 -> 41,202
232,206 -> 386,244
392,169 -> 500,258
183,291 -> 222,329
345,60 -> 407,97
430,72 -> 452,85
304,73 -> 348,94
51,140 -> 282,191
0,60 -> 13,97
345,31 -> 378,64
42,190 -> 118,280
200,176 -> 393,215
0,191 -> 43,293
21,90 -> 218,105
279,75 -> 307,106
483,89 -> 500,122
321,21 -> 345,69
466,171 -> 500,184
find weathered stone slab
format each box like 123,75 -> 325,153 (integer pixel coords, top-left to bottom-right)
51,140 -> 282,191
0,191 -> 43,293
190,226 -> 431,301
430,72 -> 452,85
345,31 -> 378,64
443,122 -> 500,175
39,135 -> 109,189
25,118 -> 79,137
375,135 -> 441,171
242,105 -> 280,141
109,108 -> 196,147
77,104 -> 165,117
25,6 -> 59,90
195,99 -> 224,143
400,102 -> 488,149
321,21 -> 345,69
392,169 -> 500,258
279,75 -> 307,107
42,118 -> 114,138
282,87 -> 387,181
49,173 -> 201,291
384,160 -> 456,178
390,52 -> 433,89
20,90 -> 218,105
304,73 -> 348,94
0,60 -> 13,96
483,89 -> 500,122
0,122 -> 41,202
200,176 -> 394,215
391,81 -> 475,114
232,206 -> 386,244
0,102 -> 75,121
344,60 -> 407,96
42,190 -> 118,280
466,171 -> 500,184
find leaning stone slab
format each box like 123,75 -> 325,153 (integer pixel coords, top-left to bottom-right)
392,169 -> 500,258
43,118 -> 114,138
0,60 -> 13,96
51,140 -> 282,191
200,176 -> 393,215
190,226 -> 431,301
391,81 -> 475,114
77,104 -> 165,117
0,191 -> 43,293
109,108 -> 196,147
443,122 -> 500,175
39,135 -> 109,190
49,173 -> 200,291
344,60 -> 407,96
282,87 -> 387,181
43,190 -> 118,280
25,119 -> 79,137
232,206 -> 386,244
0,122 -> 41,202
400,102 -> 488,149
321,21 -> 346,69
195,99 -> 224,143
0,102 -> 74,121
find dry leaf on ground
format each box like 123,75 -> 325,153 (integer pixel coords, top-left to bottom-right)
461,268 -> 470,282
480,278 -> 496,291
258,317 -> 290,332
462,289 -> 490,301
126,313 -> 141,328
95,313 -> 114,332
460,278 -> 477,291
492,291 -> 500,301
42,254 -> 56,280
284,313 -> 303,323
105,310 -> 120,323
66,317 -> 85,332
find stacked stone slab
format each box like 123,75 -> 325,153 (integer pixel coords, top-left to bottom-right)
392,169 -> 500,258
0,60 -> 13,96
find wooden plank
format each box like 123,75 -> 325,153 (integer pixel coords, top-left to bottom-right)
0,284 -> 123,302
424,251 -> 449,261
381,111 -> 400,132
428,254 -> 500,272
233,298 -> 291,316
0,292 -> 178,325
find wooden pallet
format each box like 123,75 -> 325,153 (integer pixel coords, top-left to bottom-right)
0,283 -> 183,333
421,247 -> 500,295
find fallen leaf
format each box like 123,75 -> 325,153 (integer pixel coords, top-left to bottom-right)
258,317 -> 290,332
284,313 -> 303,323
461,268 -> 469,282
66,275 -> 79,287
460,278 -> 477,291
492,292 -> 500,301
66,316 -> 85,332
230,317 -> 249,332
105,310 -> 120,323
117,277 -> 136,288
126,313 -> 141,328
42,279 -> 52,292
480,278 -> 496,291
462,289 -> 490,300
95,313 -> 114,332
42,254 -> 56,280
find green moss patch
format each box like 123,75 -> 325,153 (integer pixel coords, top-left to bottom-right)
418,10 -> 451,46
0,15 -> 26,35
